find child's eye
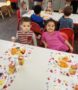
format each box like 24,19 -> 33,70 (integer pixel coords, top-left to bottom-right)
27,25 -> 30,27
23,25 -> 26,27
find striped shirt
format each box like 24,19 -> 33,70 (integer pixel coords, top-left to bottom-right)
17,30 -> 37,45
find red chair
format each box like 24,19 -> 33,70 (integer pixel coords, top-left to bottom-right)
31,22 -> 44,46
31,22 -> 43,34
16,9 -> 21,30
60,28 -> 74,51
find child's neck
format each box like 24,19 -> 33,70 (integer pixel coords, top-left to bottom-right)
36,14 -> 40,16
64,15 -> 70,18
22,30 -> 29,33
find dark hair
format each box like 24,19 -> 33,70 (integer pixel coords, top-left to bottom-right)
20,17 -> 30,24
63,6 -> 72,16
33,5 -> 42,14
45,18 -> 56,26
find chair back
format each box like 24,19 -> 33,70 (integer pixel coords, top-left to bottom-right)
60,28 -> 74,48
1,5 -> 11,17
31,22 -> 42,34
16,9 -> 21,30
16,9 -> 20,23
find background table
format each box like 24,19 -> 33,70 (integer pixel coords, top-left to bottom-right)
22,11 -> 78,25
0,1 -> 11,7
0,39 -> 78,90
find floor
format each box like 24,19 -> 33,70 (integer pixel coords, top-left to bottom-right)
0,14 -> 17,41
0,13 -> 78,54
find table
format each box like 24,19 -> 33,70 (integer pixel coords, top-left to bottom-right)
22,10 -> 78,25
0,39 -> 78,90
0,1 -> 11,7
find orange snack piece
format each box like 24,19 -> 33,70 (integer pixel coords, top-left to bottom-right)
71,65 -> 77,70
69,65 -> 77,75
62,56 -> 69,62
11,48 -> 18,55
58,60 -> 68,68
69,68 -> 76,75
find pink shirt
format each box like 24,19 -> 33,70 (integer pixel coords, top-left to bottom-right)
42,31 -> 69,51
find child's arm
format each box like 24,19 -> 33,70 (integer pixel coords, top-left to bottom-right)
11,36 -> 16,42
58,32 -> 73,52
32,33 -> 37,46
11,33 -> 18,42
65,40 -> 73,52
41,32 -> 48,48
42,40 -> 48,48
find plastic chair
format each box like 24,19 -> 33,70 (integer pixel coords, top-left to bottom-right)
16,9 -> 20,30
16,9 -> 20,23
31,22 -> 44,46
1,6 -> 11,17
31,22 -> 43,35
60,28 -> 74,50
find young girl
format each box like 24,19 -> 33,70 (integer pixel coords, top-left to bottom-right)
11,17 -> 37,46
44,0 -> 53,14
20,1 -> 29,16
42,19 -> 73,52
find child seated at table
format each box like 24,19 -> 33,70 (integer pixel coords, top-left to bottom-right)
58,6 -> 73,30
11,17 -> 37,46
31,5 -> 44,28
20,1 -> 29,16
44,0 -> 53,15
42,19 -> 73,52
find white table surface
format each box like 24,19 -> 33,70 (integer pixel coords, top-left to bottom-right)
0,39 -> 78,90
22,10 -> 78,25
0,1 -> 11,7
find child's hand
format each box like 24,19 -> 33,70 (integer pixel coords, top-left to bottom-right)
69,46 -> 73,52
59,9 -> 63,13
44,43 -> 48,48
37,35 -> 41,39
11,36 -> 16,42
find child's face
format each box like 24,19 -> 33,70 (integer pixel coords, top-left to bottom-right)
48,2 -> 52,8
20,22 -> 31,32
46,21 -> 55,33
22,4 -> 27,10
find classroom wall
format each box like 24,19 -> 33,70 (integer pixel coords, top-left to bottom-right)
53,0 -> 66,11
0,0 -> 6,2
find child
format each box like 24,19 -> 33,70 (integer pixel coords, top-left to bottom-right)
58,6 -> 73,30
11,17 -> 37,46
42,19 -> 73,52
44,0 -> 53,14
20,1 -> 29,16
31,5 -> 44,28
59,0 -> 71,13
